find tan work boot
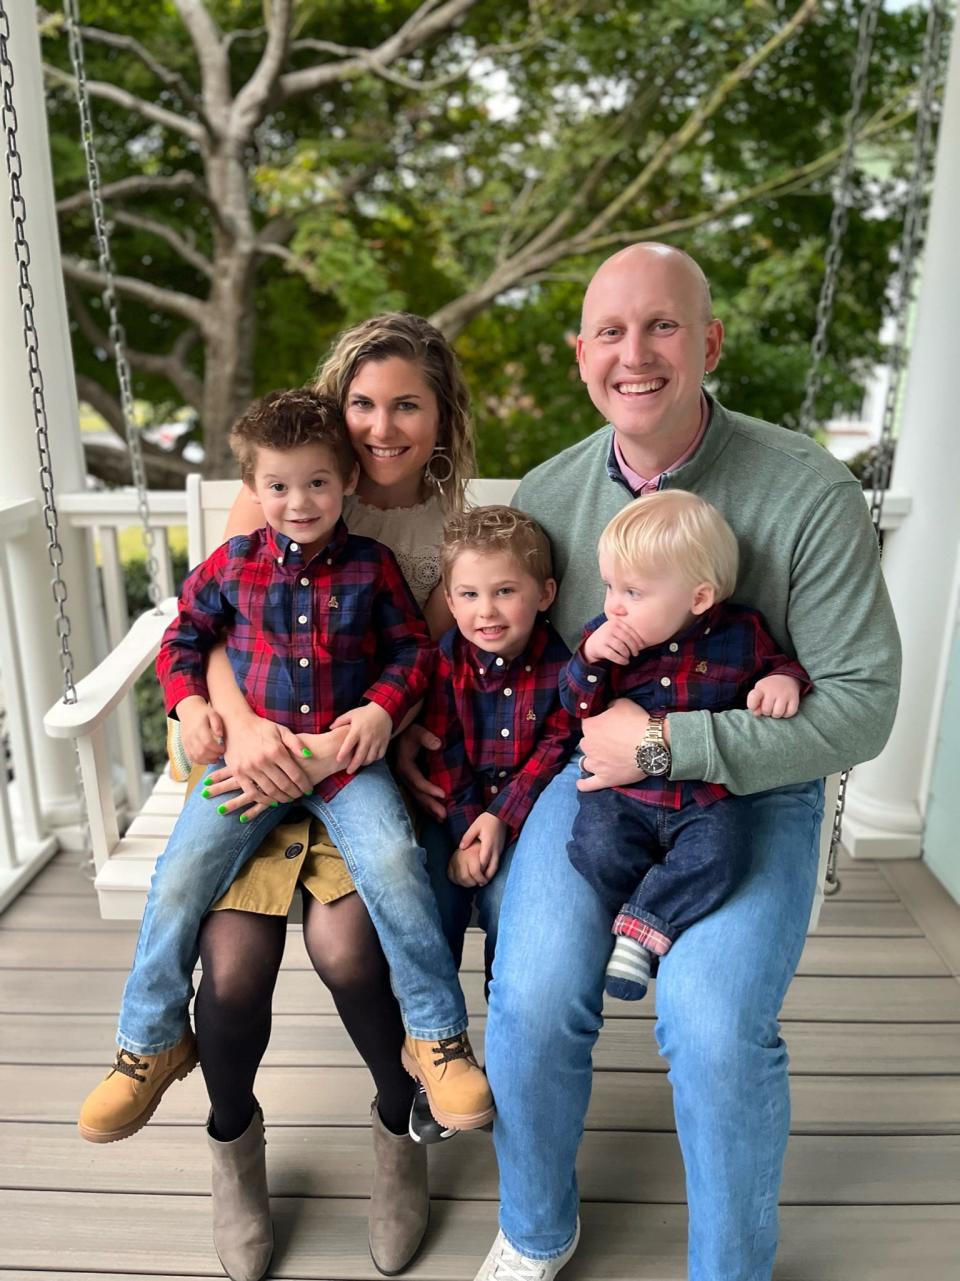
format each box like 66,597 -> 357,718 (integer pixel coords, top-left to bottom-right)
78,1030 -> 198,1143
401,1031 -> 494,1131
208,1105 -> 274,1281
369,1100 -> 429,1276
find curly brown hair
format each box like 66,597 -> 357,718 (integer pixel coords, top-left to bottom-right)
314,313 -> 475,512
229,389 -> 356,485
440,505 -> 554,589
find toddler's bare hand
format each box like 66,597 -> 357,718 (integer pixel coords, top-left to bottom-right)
331,703 -> 392,773
747,674 -> 802,719
583,618 -> 644,666
176,696 -> 225,765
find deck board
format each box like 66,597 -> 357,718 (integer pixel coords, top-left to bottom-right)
1,849 -> 958,1278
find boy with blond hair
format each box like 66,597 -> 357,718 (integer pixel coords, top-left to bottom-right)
561,490 -> 811,1000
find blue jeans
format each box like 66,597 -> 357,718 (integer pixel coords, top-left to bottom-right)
485,756 -> 823,1278
117,760 -> 466,1053
570,788 -> 752,948
421,817 -> 515,990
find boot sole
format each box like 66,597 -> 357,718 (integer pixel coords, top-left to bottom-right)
401,1047 -> 496,1131
77,1047 -> 199,1143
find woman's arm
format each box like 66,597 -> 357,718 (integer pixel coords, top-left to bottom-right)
422,581 -> 454,640
223,483 -> 263,540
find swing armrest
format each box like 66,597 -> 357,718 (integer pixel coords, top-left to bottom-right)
44,598 -> 178,740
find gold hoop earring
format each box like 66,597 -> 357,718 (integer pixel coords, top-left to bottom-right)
425,446 -> 454,486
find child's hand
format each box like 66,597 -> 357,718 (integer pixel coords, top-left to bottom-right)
176,695 -> 225,764
330,702 -> 393,773
451,812 -> 507,886
583,618 -> 644,666
747,674 -> 802,719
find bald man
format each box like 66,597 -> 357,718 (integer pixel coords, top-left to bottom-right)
472,244 -> 900,1280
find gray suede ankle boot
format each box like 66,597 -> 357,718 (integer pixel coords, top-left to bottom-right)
369,1100 -> 429,1276
207,1105 -> 274,1281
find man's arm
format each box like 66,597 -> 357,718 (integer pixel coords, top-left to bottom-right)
669,482 -> 901,793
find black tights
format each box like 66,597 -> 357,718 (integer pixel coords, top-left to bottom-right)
195,891 -> 413,1142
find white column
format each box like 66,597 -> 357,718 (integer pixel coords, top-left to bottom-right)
842,10 -> 960,859
0,1 -> 99,821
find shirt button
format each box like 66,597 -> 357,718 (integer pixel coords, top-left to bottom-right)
495,657 -> 504,667
276,556 -> 283,566
499,770 -> 507,778
660,676 -> 671,688
290,542 -> 300,552
284,842 -> 304,860
525,665 -> 532,672
327,558 -> 333,565
579,702 -> 588,710
298,615 -> 308,624
669,642 -> 679,653
300,577 -> 309,587
300,703 -> 310,713
490,785 -> 498,795
478,667 -> 485,676
299,658 -> 309,668
704,627 -> 711,635
500,728 -> 510,738
504,687 -> 513,697
587,674 -> 598,683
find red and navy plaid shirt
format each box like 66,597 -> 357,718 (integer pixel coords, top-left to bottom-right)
157,520 -> 434,801
560,602 -> 811,809
421,617 -> 580,844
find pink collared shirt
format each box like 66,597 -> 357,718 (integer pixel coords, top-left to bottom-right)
613,393 -> 710,495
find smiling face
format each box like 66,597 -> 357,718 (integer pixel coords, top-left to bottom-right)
345,356 -> 440,507
250,442 -> 358,553
577,244 -> 723,474
598,548 -> 714,649
445,550 -> 556,659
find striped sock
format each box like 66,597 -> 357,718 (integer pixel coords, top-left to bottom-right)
605,937 -> 652,1001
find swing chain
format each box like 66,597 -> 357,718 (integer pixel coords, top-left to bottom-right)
62,0 -> 162,610
797,0 -> 882,440
0,2 -> 77,703
817,0 -> 949,898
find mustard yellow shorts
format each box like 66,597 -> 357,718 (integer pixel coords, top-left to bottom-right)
184,765 -> 358,916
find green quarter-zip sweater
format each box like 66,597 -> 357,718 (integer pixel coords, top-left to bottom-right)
514,397 -> 901,796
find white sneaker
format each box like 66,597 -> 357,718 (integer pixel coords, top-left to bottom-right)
473,1221 -> 580,1280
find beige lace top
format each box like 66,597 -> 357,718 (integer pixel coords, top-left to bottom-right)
343,493 -> 445,607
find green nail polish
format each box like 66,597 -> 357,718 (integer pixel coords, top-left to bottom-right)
202,788 -> 211,799
301,746 -> 313,758
270,801 -> 279,809
217,804 -> 228,815
239,814 -> 249,824
303,788 -> 314,797
204,777 -> 213,786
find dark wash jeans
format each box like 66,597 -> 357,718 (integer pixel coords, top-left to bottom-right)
568,787 -> 752,948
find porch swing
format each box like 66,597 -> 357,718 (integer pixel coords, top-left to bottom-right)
1,1 -> 947,920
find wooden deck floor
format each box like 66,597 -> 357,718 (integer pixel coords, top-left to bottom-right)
1,847 -> 959,1279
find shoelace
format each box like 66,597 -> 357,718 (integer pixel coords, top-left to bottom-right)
431,1033 -> 477,1068
110,1048 -> 148,1083
488,1241 -> 545,1281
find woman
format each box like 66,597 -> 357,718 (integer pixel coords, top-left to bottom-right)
195,312 -> 474,1281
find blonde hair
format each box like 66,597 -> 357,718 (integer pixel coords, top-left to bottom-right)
314,313 -> 475,513
441,505 -> 554,589
599,490 -> 738,599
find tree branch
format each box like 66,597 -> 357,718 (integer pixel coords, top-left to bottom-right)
63,257 -> 209,331
173,0 -> 231,128
68,284 -> 205,410
231,0 -> 294,141
112,211 -> 214,278
82,431 -> 195,488
577,0 -> 819,243
76,373 -> 125,437
76,24 -> 200,109
56,171 -> 208,217
43,64 -> 206,144
278,0 -> 478,100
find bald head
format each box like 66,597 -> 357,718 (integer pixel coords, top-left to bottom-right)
581,242 -> 714,332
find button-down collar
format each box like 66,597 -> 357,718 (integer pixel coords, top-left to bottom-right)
265,518 -> 350,571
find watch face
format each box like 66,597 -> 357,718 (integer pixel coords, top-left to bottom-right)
637,742 -> 671,776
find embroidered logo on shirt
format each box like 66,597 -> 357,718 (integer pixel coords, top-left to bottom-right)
526,709 -> 537,721
695,660 -> 708,674
327,596 -> 339,610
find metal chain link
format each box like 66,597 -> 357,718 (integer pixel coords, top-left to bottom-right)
797,0 -> 882,439
1,1 -> 77,703
63,0 -> 162,609
803,1 -> 949,897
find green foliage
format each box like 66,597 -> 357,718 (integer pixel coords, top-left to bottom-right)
45,0 -> 936,478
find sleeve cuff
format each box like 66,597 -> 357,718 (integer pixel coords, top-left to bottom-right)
163,676 -> 209,719
665,709 -> 712,782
